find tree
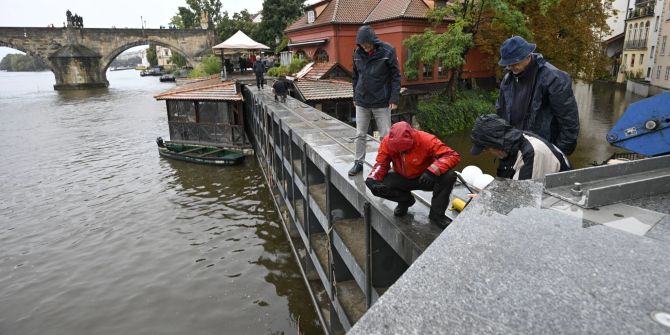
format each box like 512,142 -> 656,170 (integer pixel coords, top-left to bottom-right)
170,7 -> 199,29
146,45 -> 158,66
404,0 -> 616,98
170,0 -> 222,29
256,0 -> 304,50
170,50 -> 188,68
217,10 -> 258,42
0,54 -> 49,71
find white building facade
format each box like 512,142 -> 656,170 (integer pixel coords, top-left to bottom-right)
618,0 -> 666,82
651,0 -> 670,88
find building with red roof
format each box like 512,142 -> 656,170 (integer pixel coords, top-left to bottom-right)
285,0 -> 495,88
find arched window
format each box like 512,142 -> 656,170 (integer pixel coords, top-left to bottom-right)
644,21 -> 650,42
634,23 -> 639,41
295,49 -> 307,59
314,49 -> 329,63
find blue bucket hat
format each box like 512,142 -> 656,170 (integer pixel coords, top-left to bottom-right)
499,36 -> 536,66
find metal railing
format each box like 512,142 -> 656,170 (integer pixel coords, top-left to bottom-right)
627,6 -> 654,19
625,38 -> 648,49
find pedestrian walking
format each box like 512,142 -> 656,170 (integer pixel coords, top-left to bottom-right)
348,25 -> 401,176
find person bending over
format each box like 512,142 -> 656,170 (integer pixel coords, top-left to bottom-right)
366,122 -> 460,228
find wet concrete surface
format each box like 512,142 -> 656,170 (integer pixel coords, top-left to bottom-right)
350,178 -> 670,334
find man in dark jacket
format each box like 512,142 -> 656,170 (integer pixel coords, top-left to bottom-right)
272,75 -> 289,102
253,57 -> 266,90
366,122 -> 460,228
496,36 -> 580,155
348,25 -> 401,176
470,114 -> 571,180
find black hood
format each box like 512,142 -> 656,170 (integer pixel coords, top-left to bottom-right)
356,25 -> 382,46
470,114 -> 522,155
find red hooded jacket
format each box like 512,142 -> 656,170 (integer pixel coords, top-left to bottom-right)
368,122 -> 461,181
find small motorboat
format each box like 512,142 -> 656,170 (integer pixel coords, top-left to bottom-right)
159,74 -> 176,82
156,137 -> 245,166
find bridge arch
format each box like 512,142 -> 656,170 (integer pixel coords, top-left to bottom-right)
102,39 -> 203,72
0,40 -> 54,72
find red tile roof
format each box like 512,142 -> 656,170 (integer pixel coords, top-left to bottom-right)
293,79 -> 353,101
286,0 -> 431,32
154,77 -> 243,101
295,62 -> 351,80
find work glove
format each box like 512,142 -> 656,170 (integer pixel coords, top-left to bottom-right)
366,178 -> 389,197
418,170 -> 437,188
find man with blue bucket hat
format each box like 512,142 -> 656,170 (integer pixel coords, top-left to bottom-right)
495,36 -> 579,156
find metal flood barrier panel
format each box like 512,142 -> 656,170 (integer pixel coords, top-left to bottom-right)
243,87 -> 443,334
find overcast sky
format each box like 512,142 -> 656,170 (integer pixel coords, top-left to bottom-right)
0,0 -> 275,59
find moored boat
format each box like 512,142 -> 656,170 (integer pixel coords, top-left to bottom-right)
156,137 -> 244,166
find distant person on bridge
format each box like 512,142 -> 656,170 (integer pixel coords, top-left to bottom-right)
366,122 -> 460,229
253,57 -> 266,90
272,75 -> 289,103
470,114 -> 571,180
348,25 -> 401,176
496,36 -> 580,156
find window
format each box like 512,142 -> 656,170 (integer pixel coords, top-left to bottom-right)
307,10 -> 315,23
435,0 -> 447,8
423,63 -> 433,79
631,54 -> 636,67
438,63 -> 447,78
657,66 -> 662,79
644,21 -> 650,41
640,54 -> 644,65
314,48 -> 329,63
634,23 -> 639,41
651,46 -> 655,59
662,36 -> 667,55
648,67 -> 652,78
665,66 -> 670,80
623,54 -> 628,67
655,16 -> 660,31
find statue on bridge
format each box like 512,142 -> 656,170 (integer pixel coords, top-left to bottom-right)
66,10 -> 84,28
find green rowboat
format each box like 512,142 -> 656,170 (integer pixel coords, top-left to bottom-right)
156,138 -> 245,166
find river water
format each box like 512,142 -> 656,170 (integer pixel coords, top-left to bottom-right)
0,70 -> 320,335
0,70 -> 643,335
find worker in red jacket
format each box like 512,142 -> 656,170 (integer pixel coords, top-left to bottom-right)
365,121 -> 461,228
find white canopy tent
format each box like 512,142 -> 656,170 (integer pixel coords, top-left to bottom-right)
213,30 -> 270,79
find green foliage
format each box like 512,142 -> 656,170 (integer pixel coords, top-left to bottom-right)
146,45 -> 158,67
275,36 -> 289,54
170,0 -> 222,29
189,54 -> 221,77
287,57 -> 309,74
266,57 -> 309,77
169,50 -> 187,68
256,0 -> 304,50
403,19 -> 473,80
267,66 -> 289,77
0,54 -> 49,72
170,7 -> 199,29
416,90 -> 497,137
217,10 -> 258,41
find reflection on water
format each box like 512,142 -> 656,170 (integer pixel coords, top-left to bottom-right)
445,80 -> 646,174
0,70 -> 318,335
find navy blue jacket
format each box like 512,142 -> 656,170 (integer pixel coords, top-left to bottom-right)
352,26 -> 401,108
496,54 -> 580,155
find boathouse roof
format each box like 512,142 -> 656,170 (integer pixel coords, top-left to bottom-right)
154,77 -> 243,102
292,79 -> 353,101
295,62 -> 351,81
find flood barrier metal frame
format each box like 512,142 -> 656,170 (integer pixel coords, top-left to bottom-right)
243,88 -> 442,334
544,155 -> 670,208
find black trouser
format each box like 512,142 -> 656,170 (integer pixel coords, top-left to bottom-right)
255,73 -> 264,88
370,170 -> 457,216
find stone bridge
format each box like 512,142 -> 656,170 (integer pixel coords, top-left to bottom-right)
0,27 -> 218,89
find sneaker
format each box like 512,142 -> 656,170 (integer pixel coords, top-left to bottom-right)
348,162 -> 363,176
394,197 -> 416,216
429,213 -> 452,229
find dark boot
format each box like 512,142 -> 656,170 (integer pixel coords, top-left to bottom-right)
348,162 -> 363,176
429,213 -> 452,229
394,197 -> 416,216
